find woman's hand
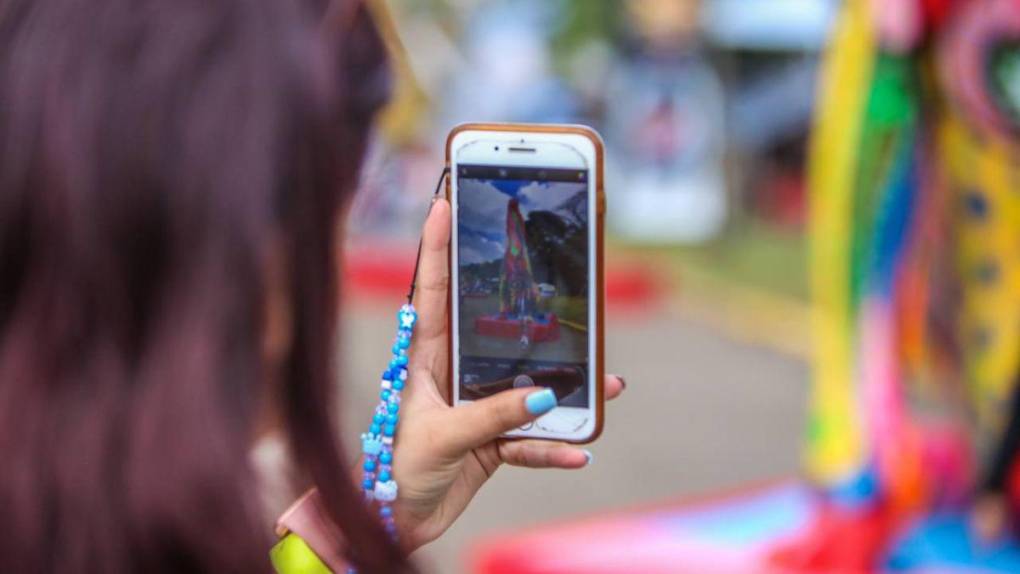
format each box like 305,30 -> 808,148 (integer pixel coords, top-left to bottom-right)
389,198 -> 625,550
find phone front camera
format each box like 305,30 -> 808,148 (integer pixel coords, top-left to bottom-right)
494,145 -> 500,151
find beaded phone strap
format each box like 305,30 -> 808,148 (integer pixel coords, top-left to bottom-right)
271,168 -> 450,574
348,167 -> 450,572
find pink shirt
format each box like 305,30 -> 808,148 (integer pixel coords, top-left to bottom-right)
275,489 -> 349,572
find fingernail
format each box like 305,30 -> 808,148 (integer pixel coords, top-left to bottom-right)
583,450 -> 593,466
525,388 -> 557,416
616,375 -> 627,390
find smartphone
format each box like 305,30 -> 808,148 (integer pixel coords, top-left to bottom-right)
446,123 -> 605,443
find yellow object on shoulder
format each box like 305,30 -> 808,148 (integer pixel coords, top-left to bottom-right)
270,533 -> 333,574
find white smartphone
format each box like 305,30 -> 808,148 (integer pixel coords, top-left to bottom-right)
445,123 -> 605,443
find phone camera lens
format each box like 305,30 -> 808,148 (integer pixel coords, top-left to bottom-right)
494,145 -> 500,151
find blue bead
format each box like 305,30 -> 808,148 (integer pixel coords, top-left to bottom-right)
392,380 -> 405,391
388,358 -> 398,370
382,370 -> 393,381
392,344 -> 401,355
362,479 -> 373,490
397,335 -> 410,349
363,459 -> 376,471
380,506 -> 393,517
370,423 -> 381,435
378,470 -> 391,482
380,389 -> 390,401
380,451 -> 392,464
373,413 -> 384,425
398,309 -> 417,328
395,355 -> 408,367
386,413 -> 398,425
388,403 -> 399,414
384,424 -> 395,436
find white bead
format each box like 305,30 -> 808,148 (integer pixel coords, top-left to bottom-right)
374,480 -> 398,502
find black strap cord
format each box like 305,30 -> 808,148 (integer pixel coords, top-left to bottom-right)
406,166 -> 451,304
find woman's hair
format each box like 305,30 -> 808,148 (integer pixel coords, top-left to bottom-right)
0,0 -> 407,571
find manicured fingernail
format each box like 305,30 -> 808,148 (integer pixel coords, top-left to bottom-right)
583,450 -> 593,466
616,375 -> 627,390
525,388 -> 557,416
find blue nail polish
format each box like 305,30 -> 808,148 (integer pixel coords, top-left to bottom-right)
525,388 -> 557,416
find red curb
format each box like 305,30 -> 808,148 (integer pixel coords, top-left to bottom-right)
342,242 -> 416,299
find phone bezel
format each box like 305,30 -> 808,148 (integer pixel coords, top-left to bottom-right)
445,123 -> 605,444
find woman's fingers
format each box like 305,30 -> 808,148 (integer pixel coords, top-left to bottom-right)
428,375 -> 624,463
605,374 -> 626,401
410,198 -> 450,339
498,440 -> 592,469
433,387 -> 557,457
409,198 -> 452,399
431,375 -> 625,456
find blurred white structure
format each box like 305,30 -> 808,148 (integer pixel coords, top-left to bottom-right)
606,56 -> 727,244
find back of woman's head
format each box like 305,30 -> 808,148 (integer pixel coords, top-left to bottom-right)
0,0 -> 404,571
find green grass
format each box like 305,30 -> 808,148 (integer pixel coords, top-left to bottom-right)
541,295 -> 588,326
613,219 -> 809,302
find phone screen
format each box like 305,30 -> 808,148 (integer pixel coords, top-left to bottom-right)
455,164 -> 591,411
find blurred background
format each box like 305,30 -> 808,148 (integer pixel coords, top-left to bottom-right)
331,0 -> 838,571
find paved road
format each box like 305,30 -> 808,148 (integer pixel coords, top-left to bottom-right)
328,301 -> 809,573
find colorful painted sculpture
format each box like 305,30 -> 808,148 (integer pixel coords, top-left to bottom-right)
498,199 -> 538,322
474,197 -> 560,346
471,1 -> 1020,571
791,0 -> 1020,568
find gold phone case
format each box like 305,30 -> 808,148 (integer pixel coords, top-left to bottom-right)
444,122 -> 606,444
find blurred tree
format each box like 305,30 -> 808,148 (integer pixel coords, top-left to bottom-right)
549,0 -> 621,73
524,204 -> 587,298
524,211 -> 569,286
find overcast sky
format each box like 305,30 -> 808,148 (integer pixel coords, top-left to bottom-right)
457,178 -> 586,265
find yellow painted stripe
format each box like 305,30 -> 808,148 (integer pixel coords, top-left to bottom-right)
559,318 -> 588,332
805,0 -> 876,484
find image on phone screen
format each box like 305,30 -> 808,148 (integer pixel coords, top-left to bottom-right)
455,164 -> 590,414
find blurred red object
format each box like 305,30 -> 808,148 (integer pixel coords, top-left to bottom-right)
474,315 -> 560,342
923,0 -> 956,31
468,480 -> 803,574
343,243 -> 415,299
767,503 -> 898,574
343,243 -> 667,310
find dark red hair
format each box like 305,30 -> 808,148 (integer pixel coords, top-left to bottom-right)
0,0 -> 407,571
